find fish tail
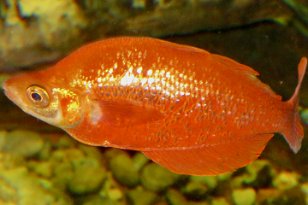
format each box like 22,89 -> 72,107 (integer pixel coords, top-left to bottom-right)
282,57 -> 307,153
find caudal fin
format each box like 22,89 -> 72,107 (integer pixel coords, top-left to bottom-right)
283,57 -> 307,153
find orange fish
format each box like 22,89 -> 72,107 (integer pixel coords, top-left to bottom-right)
3,37 -> 307,175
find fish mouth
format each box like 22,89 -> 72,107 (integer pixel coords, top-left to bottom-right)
2,79 -> 9,93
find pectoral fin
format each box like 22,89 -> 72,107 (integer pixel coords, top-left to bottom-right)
98,100 -> 164,126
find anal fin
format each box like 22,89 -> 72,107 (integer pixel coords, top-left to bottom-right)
143,134 -> 273,175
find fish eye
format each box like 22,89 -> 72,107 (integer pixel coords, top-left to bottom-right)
26,85 -> 50,107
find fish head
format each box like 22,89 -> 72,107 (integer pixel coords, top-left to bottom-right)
3,71 -> 83,129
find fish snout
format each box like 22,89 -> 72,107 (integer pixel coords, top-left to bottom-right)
2,78 -> 14,100
2,76 -> 24,105
2,76 -> 11,91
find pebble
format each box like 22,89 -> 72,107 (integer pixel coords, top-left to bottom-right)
127,187 -> 158,205
68,158 -> 107,194
272,171 -> 299,190
232,188 -> 256,205
0,129 -> 44,158
109,151 -> 140,187
141,163 -> 180,192
166,189 -> 187,205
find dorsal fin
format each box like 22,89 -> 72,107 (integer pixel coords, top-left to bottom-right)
212,54 -> 259,76
212,54 -> 281,100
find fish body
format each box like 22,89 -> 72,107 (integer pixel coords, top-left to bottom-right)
3,37 -> 306,175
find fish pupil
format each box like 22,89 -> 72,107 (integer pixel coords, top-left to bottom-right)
31,92 -> 42,101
